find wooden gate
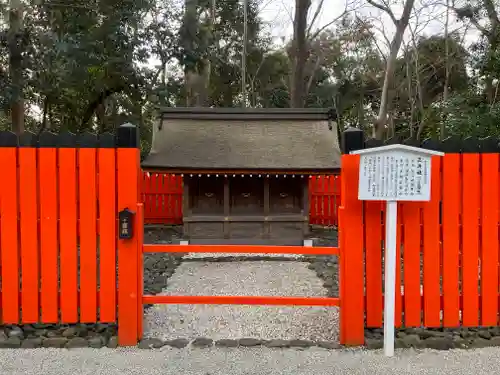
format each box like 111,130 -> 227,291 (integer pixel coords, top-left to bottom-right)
114,125 -> 357,347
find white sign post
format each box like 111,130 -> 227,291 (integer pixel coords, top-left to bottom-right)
351,144 -> 443,357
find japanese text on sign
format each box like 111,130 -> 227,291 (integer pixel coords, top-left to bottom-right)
358,151 -> 431,201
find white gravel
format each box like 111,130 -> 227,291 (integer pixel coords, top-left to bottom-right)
2,347 -> 500,375
144,261 -> 339,341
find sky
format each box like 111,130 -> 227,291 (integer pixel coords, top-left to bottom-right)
146,0 -> 479,72
256,0 -> 476,50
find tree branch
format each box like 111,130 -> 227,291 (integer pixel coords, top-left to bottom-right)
306,0 -> 325,37
79,86 -> 125,129
482,0 -> 500,29
308,10 -> 348,41
436,2 -> 491,36
366,0 -> 397,24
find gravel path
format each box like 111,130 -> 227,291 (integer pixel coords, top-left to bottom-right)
2,347 -> 500,375
144,261 -> 339,342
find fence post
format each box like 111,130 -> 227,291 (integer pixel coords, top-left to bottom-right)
117,123 -> 141,346
339,128 -> 365,346
136,203 -> 145,340
0,131 -> 20,323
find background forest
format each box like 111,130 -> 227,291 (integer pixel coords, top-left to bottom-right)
1,0 -> 500,151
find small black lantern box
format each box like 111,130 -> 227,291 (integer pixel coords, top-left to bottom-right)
118,208 -> 135,239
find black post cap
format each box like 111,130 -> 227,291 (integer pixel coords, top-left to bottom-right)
342,127 -> 364,154
116,123 -> 140,148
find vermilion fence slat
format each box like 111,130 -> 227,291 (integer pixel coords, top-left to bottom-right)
0,147 -> 19,323
166,175 -> 174,221
146,173 -> 153,219
59,147 -> 78,323
160,174 -> 167,220
117,148 -> 140,346
403,201 -> 422,327
99,148 -> 117,322
423,156 -> 441,327
19,148 -> 39,323
339,155 -> 364,345
155,174 -> 162,220
480,153 -> 499,326
136,203 -> 145,340
321,176 -> 327,225
79,148 -> 98,322
309,177 -> 318,224
151,173 -> 158,219
143,173 -> 149,218
39,147 -> 59,323
364,201 -> 383,327
462,154 -> 480,326
442,154 -> 461,327
334,176 -> 341,225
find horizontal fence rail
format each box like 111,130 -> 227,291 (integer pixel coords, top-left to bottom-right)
143,244 -> 339,255
140,173 -> 341,226
143,295 -> 341,306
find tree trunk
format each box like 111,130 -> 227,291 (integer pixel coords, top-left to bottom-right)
370,0 -> 416,139
290,0 -> 311,108
483,0 -> 500,103
183,0 -> 200,107
8,0 -> 24,134
441,0 -> 450,140
406,58 -> 415,138
196,60 -> 211,106
485,36 -> 498,103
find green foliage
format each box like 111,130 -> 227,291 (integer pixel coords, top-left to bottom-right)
428,91 -> 500,138
0,0 -> 499,147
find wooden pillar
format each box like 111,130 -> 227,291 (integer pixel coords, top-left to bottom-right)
182,177 -> 191,238
223,177 -> 230,238
116,123 -> 140,346
263,177 -> 270,238
302,177 -> 310,236
339,154 -> 365,346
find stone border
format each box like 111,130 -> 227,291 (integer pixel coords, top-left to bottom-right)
0,326 -> 341,349
365,327 -> 500,350
137,337 -> 341,350
0,323 -> 118,348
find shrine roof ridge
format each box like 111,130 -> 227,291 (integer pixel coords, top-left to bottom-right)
159,107 -> 337,121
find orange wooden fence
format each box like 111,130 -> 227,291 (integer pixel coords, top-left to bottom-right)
309,175 -> 341,226
3,129 -> 500,347
340,153 -> 500,345
141,173 -> 183,224
0,132 -> 139,343
141,173 -> 341,226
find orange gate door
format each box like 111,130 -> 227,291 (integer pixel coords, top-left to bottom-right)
133,200 -> 340,342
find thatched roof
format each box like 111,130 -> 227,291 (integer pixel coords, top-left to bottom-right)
141,108 -> 341,172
